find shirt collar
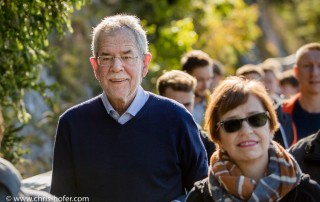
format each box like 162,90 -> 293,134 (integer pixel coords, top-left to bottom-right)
101,86 -> 149,117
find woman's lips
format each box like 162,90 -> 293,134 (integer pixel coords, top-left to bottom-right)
237,140 -> 258,147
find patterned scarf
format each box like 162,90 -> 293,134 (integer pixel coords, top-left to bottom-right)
208,141 -> 301,202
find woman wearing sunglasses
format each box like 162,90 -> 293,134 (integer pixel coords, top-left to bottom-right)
186,76 -> 320,202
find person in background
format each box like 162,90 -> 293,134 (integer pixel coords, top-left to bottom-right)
0,158 -> 58,202
282,42 -> 320,140
181,50 -> 213,126
186,76 -> 320,202
289,130 -> 320,185
279,69 -> 299,99
157,70 -> 196,112
259,59 -> 296,149
157,70 -> 215,164
209,59 -> 224,92
50,14 -> 208,202
0,113 -> 57,202
260,58 -> 282,106
235,64 -> 264,81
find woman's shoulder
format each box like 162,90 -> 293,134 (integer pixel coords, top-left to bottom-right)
280,174 -> 320,202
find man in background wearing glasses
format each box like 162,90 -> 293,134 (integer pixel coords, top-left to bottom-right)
50,14 -> 208,202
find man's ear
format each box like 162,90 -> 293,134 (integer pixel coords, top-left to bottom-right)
90,57 -> 99,80
293,64 -> 299,78
142,53 -> 152,77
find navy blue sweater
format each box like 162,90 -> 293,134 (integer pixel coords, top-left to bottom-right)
50,93 -> 208,202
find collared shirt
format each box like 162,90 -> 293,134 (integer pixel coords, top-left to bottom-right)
192,99 -> 207,126
101,86 -> 149,125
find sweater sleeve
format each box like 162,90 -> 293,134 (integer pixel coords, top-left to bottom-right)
50,114 -> 77,197
179,115 -> 209,191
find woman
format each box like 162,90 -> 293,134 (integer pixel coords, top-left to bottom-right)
186,76 -> 320,202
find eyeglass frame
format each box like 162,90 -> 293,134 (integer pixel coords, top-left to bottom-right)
96,55 -> 140,67
216,111 -> 270,133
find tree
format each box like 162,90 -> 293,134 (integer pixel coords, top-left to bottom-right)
267,0 -> 320,53
0,0 -> 88,163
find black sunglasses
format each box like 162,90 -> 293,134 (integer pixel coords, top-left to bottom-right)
217,112 -> 269,133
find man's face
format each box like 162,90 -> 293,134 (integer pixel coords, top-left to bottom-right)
264,71 -> 279,95
280,83 -> 299,99
90,29 -> 151,106
163,87 -> 195,113
191,66 -> 213,98
210,74 -> 223,91
295,50 -> 320,95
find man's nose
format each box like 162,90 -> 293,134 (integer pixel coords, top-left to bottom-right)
110,57 -> 124,72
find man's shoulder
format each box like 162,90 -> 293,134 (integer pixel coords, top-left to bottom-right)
282,93 -> 300,115
0,158 -> 21,196
284,174 -> 320,201
288,130 -> 320,164
60,95 -> 103,118
147,92 -> 190,112
145,93 -> 196,126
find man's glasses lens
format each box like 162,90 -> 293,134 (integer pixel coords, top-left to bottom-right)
219,112 -> 269,133
97,56 -> 138,66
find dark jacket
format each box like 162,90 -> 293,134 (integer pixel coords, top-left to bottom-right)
0,158 -> 57,202
197,124 -> 215,164
282,93 -> 320,141
186,174 -> 320,202
273,104 -> 296,149
289,130 -> 320,184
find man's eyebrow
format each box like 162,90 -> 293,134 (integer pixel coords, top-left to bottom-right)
100,50 -> 133,56
122,50 -> 133,54
100,52 -> 111,56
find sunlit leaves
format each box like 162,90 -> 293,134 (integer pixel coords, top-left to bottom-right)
270,0 -> 320,51
152,18 -> 198,71
200,0 -> 261,70
0,0 -> 87,122
0,0 -> 88,162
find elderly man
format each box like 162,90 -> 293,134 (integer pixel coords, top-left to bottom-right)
50,14 -> 208,202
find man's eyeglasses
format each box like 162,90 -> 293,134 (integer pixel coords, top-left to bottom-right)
97,56 -> 139,67
217,112 -> 269,133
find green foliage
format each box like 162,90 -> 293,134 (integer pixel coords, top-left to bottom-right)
145,17 -> 199,91
0,0 -> 87,163
152,18 -> 198,71
0,124 -> 30,164
199,0 -> 261,73
270,0 -> 320,52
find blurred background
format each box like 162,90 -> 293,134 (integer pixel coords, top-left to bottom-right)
1,0 -> 319,178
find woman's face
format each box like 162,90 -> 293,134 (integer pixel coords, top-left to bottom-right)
218,94 -> 272,165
